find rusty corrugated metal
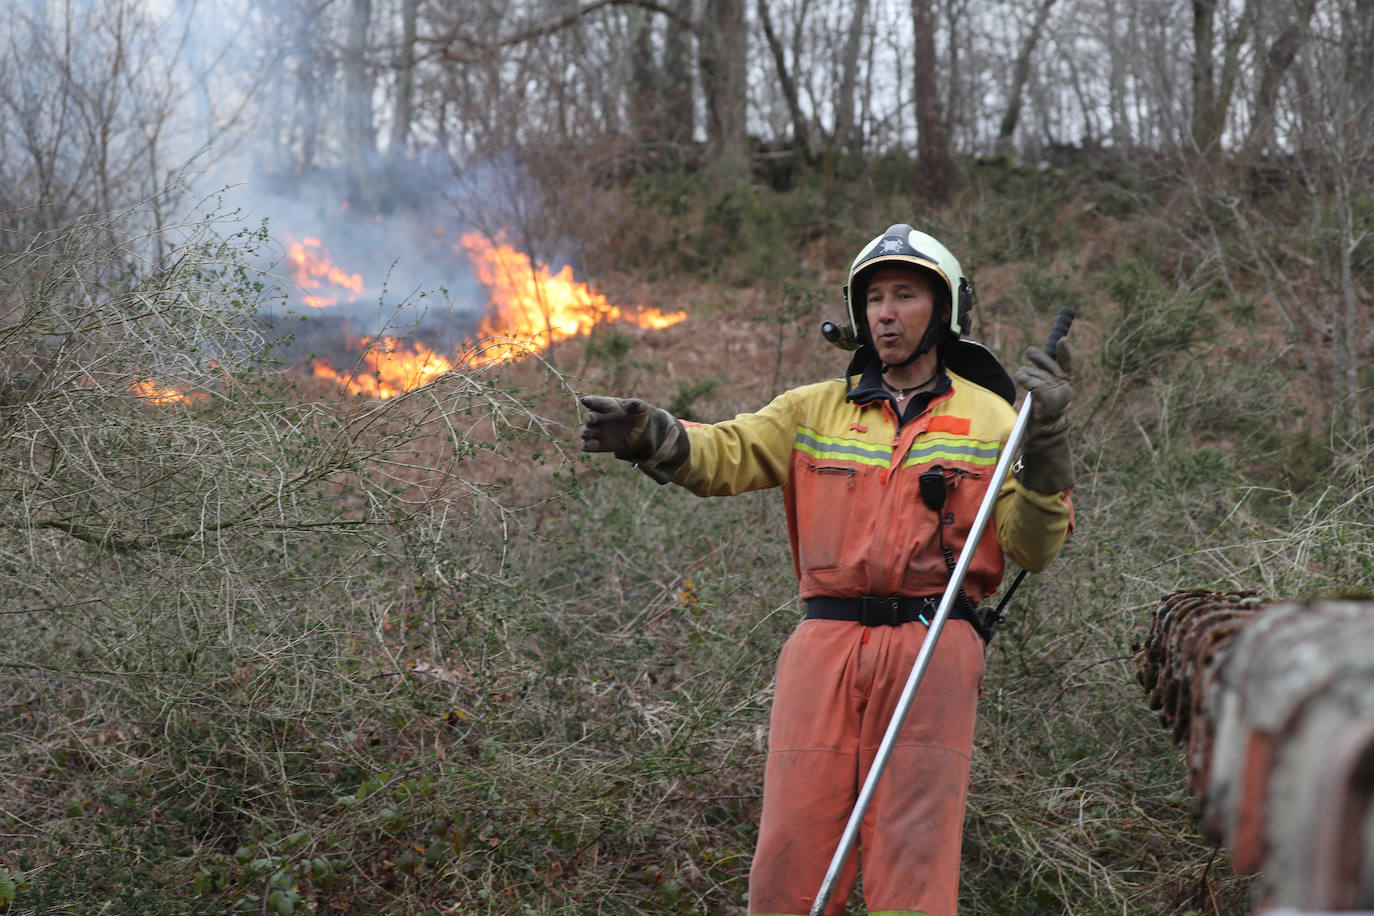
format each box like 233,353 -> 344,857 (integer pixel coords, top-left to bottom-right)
1137,591 -> 1374,912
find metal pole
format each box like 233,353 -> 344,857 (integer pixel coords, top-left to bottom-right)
807,392 -> 1035,916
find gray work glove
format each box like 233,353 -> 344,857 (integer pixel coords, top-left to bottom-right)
578,395 -> 690,485
1012,343 -> 1075,493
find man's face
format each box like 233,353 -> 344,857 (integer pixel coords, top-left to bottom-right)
864,267 -> 941,366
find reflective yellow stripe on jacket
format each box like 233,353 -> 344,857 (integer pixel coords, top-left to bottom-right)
673,371 -> 1071,603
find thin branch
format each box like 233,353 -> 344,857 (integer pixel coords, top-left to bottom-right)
422,0 -> 693,64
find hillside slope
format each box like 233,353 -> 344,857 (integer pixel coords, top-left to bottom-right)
2,160 -> 1369,915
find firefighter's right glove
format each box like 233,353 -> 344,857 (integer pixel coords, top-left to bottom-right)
1012,343 -> 1074,493
578,395 -> 689,485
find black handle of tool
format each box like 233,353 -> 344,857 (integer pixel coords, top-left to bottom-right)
1045,307 -> 1075,361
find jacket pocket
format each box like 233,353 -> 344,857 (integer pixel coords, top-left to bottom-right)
792,460 -> 860,575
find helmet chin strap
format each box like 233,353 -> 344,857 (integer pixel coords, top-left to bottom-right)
880,317 -> 945,374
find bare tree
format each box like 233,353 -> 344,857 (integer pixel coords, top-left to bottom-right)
1179,0 -> 1372,434
943,0 -> 971,151
285,0 -> 325,174
1190,0 -> 1257,153
700,0 -> 750,183
100,0 -> 1360,230
626,2 -> 697,167
1238,0 -> 1320,165
833,0 -> 872,157
758,0 -> 811,161
912,0 -> 954,200
343,0 -> 377,202
388,0 -> 420,166
628,6 -> 661,151
1105,0 -> 1135,150
661,0 -> 697,161
1191,0 -> 1220,148
996,0 -> 1060,154
1354,0 -> 1374,111
0,0 -> 267,247
1302,0 -> 1374,433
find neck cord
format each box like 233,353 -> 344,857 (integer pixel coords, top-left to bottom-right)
883,369 -> 937,402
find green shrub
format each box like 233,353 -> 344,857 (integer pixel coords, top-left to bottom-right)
1096,256 -> 1218,379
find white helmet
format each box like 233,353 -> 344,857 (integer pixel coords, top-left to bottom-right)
843,224 -> 973,344
829,224 -> 1012,401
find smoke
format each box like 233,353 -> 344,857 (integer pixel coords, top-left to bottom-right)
8,0 -> 599,371
209,161 -> 489,341
160,0 -> 516,349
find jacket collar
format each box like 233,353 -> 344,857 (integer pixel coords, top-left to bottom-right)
847,358 -> 952,422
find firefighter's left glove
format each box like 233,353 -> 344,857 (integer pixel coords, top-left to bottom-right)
1012,344 -> 1074,493
578,395 -> 690,485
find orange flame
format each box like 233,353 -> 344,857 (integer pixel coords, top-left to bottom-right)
462,233 -> 684,365
129,379 -> 206,405
311,337 -> 457,400
310,232 -> 686,398
285,235 -> 364,308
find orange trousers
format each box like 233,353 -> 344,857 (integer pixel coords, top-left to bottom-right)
747,617 -> 985,916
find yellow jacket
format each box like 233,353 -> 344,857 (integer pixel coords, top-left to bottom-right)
672,369 -> 1072,602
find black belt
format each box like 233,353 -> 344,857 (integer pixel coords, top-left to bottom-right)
806,595 -> 940,627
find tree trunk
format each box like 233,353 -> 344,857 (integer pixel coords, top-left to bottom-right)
1107,0 -> 1132,150
294,7 -> 319,174
699,0 -> 749,184
757,0 -> 809,160
1335,172 -> 1362,433
1191,0 -> 1218,150
1240,0 -> 1319,164
944,0 -> 968,151
387,0 -> 418,166
343,0 -> 375,201
1191,0 -> 1258,152
1355,0 -> 1374,110
628,6 -> 660,151
834,0 -> 870,156
911,0 -> 954,201
1061,41 -> 1099,144
997,0 -> 1059,154
662,0 -> 695,162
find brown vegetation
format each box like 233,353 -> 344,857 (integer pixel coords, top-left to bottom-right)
1,1 -> 1371,912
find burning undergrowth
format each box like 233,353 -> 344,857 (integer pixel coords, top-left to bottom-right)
262,224 -> 685,399
186,164 -> 687,401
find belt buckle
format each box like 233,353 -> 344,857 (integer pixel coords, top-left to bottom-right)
860,596 -> 903,627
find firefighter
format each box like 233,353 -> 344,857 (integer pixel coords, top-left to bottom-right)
578,224 -> 1074,916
